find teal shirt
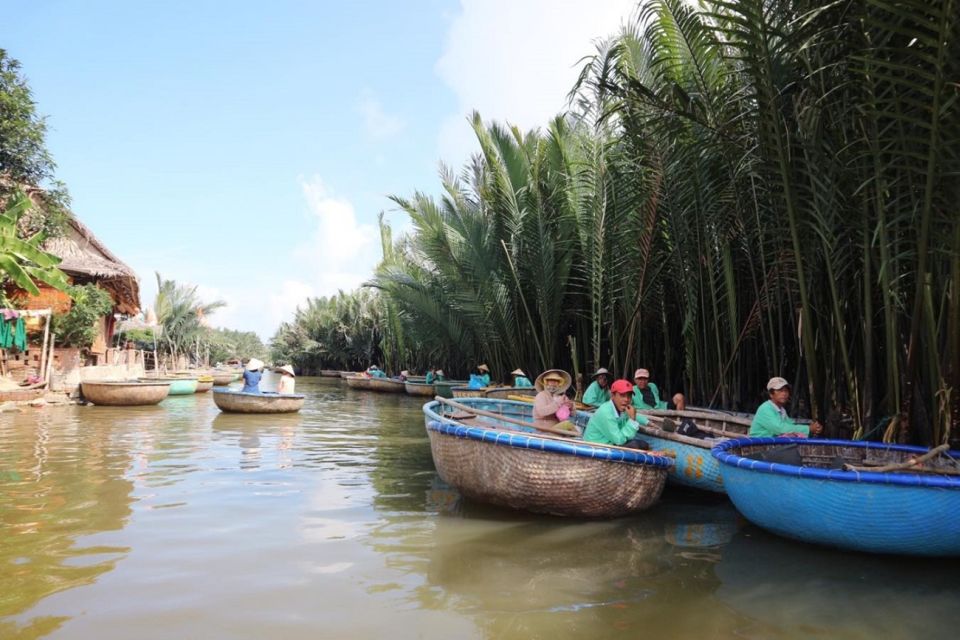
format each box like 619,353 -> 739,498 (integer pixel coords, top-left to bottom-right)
514,376 -> 533,388
480,373 -> 491,386
583,400 -> 650,445
749,400 -> 810,437
632,382 -> 668,410
425,371 -> 435,384
582,381 -> 611,407
369,369 -> 387,378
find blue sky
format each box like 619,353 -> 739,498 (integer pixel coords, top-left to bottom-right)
4,0 -> 636,338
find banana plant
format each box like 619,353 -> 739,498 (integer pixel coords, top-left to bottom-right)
0,192 -> 70,296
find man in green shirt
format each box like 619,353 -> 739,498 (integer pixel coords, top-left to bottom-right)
583,379 -> 651,448
632,368 -> 686,411
582,367 -> 611,407
510,368 -> 533,387
749,377 -> 823,438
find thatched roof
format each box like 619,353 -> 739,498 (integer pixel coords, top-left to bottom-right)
43,214 -> 141,315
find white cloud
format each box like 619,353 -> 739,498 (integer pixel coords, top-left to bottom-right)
358,89 -> 405,139
435,0 -> 636,164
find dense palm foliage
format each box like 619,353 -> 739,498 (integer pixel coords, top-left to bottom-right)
279,0 -> 959,446
152,273 -> 227,366
270,289 -> 390,374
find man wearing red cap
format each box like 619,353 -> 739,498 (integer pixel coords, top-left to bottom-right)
583,379 -> 651,448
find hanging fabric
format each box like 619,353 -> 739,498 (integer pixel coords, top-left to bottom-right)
0,319 -> 11,349
13,317 -> 27,351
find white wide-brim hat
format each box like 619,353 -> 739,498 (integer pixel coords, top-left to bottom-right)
246,358 -> 264,371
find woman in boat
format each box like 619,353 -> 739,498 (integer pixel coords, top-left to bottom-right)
532,369 -> 576,430
277,364 -> 296,395
749,377 -> 822,438
242,358 -> 265,393
583,379 -> 651,448
468,364 -> 491,389
366,365 -> 387,378
511,368 -> 533,388
425,368 -> 445,384
632,368 -> 686,411
582,367 -> 611,407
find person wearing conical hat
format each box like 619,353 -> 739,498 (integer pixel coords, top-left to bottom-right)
277,364 -> 296,395
242,357 -> 265,393
511,368 -> 533,388
582,367 -> 611,408
477,364 -> 491,387
366,364 -> 387,378
532,369 -> 576,431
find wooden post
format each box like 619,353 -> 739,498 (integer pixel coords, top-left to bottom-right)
45,333 -> 56,387
38,313 -> 50,382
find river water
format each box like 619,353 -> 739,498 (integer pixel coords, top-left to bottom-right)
1,377 -> 957,639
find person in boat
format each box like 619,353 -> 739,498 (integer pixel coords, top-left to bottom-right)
468,364 -> 491,389
582,367 -> 611,407
511,368 -> 533,388
366,365 -> 387,378
532,369 -> 576,430
398,370 -> 410,382
632,368 -> 686,411
749,377 -> 823,438
242,358 -> 265,393
425,368 -> 445,384
277,364 -> 296,395
583,379 -> 651,449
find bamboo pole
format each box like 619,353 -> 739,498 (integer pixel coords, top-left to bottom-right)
38,313 -> 50,382
45,333 -> 56,387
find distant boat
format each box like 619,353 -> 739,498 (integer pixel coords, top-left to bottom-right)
713,438 -> 960,556
422,397 -> 672,517
367,377 -> 405,393
484,387 -> 536,400
212,387 -> 305,413
320,369 -> 340,377
345,375 -> 373,390
81,380 -> 171,406
194,375 -> 215,393
140,376 -> 198,395
404,381 -> 435,397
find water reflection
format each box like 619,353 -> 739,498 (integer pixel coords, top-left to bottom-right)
0,406 -> 134,639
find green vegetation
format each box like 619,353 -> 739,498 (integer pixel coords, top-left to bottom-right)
280,0 -> 959,446
207,327 -> 266,365
0,193 -> 69,307
153,273 -> 226,365
52,284 -> 113,348
0,49 -> 68,234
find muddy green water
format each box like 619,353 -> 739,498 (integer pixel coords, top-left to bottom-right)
1,378 -> 957,639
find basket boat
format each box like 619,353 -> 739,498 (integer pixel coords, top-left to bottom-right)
320,369 -> 340,377
195,375 -> 215,393
339,371 -> 359,379
484,386 -> 537,400
211,371 -> 238,386
405,381 -> 435,397
367,377 -> 405,393
345,375 -> 373,390
212,387 -> 305,413
712,438 -> 960,556
634,409 -> 751,493
452,386 -> 486,398
423,398 -> 671,517
433,381 -> 465,399
81,380 -> 171,406
140,376 -> 198,395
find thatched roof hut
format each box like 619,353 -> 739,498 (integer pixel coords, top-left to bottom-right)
42,214 -> 141,315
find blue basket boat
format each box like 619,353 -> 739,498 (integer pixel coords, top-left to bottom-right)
423,398 -> 672,517
712,438 -> 960,556
635,409 -> 752,493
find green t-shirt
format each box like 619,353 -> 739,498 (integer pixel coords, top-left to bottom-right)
582,380 -> 611,407
583,400 -> 650,445
749,400 -> 810,437
632,382 -> 668,410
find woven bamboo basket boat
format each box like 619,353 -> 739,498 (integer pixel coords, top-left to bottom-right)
81,381 -> 171,406
633,409 -> 751,493
405,381 -> 435,396
194,375 -> 215,393
367,377 -> 405,393
339,371 -> 360,379
212,387 -> 305,413
320,369 -> 340,377
211,371 -> 238,386
139,376 -> 198,395
484,386 -> 537,399
713,438 -> 960,555
452,386 -> 486,398
423,398 -> 672,517
345,375 -> 373,390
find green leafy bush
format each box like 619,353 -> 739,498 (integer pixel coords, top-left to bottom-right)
52,284 -> 114,348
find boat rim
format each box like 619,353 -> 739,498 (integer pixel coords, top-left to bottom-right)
423,399 -> 672,468
212,386 -> 304,399
712,437 -> 960,489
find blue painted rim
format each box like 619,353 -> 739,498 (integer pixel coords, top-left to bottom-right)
712,437 -> 960,489
212,387 -> 305,399
423,399 -> 673,468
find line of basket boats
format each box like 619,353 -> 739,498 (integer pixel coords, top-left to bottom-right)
79,368 -> 307,414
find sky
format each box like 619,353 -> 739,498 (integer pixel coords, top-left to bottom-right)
4,0 -> 637,339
